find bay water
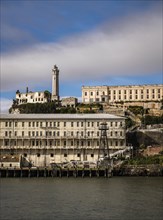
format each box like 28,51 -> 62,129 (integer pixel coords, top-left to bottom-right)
0,177 -> 163,220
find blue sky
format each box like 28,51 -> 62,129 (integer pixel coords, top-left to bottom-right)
1,0 -> 163,112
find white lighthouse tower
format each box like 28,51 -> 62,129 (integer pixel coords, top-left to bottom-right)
51,65 -> 59,101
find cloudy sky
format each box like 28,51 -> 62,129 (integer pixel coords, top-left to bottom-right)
1,0 -> 163,112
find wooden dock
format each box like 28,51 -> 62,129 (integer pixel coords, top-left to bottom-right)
0,167 -> 113,178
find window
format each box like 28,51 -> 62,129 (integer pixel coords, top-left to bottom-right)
71,122 -> 73,127
10,164 -> 12,167
147,89 -> 149,93
36,122 -> 39,127
130,90 -> 132,94
97,131 -> 99,136
32,141 -> 35,146
91,154 -> 94,158
37,153 -> 40,157
40,122 -> 42,127
50,122 -> 52,127
15,122 -> 17,127
9,122 -> 12,127
29,122 -> 31,127
88,141 -> 90,146
53,131 -> 56,136
22,131 -> 24,137
57,131 -> 60,136
40,131 -> 42,136
64,141 -> 66,146
77,122 -> 79,127
57,122 -> 60,127
32,131 -> 35,136
77,153 -> 80,157
5,122 -> 8,127
50,153 -> 54,157
90,92 -> 93,96
33,122 -> 35,127
85,92 -> 87,96
97,91 -> 99,95
5,131 -> 8,136
87,131 -> 90,136
110,122 -> 113,127
28,131 -> 31,136
88,122 -> 90,127
81,122 -> 83,127
36,141 -> 39,146
71,141 -> 73,146
24,153 -> 27,157
22,122 -> 24,127
15,131 -> 17,136
64,122 -> 66,127
64,153 -> 67,157
64,131 -> 66,137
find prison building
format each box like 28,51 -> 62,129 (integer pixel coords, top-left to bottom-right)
0,114 -> 126,167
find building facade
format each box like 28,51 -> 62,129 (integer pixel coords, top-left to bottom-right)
82,84 -> 163,106
16,91 -> 49,105
0,114 -> 126,167
61,97 -> 78,108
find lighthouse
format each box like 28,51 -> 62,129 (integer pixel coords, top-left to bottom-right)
51,65 -> 59,101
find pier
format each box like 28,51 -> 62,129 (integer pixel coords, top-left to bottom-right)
0,167 -> 113,178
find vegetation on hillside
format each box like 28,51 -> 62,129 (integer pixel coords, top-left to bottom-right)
9,102 -> 57,113
125,118 -> 136,128
141,115 -> 163,125
123,155 -> 163,165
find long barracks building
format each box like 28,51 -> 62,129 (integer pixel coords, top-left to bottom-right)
82,84 -> 163,106
0,114 -> 126,167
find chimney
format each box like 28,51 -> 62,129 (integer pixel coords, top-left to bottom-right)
26,87 -> 29,93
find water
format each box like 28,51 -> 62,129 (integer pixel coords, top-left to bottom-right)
0,177 -> 163,220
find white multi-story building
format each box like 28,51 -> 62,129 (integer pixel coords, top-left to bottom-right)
16,90 -> 49,105
82,84 -> 163,107
0,113 -> 126,167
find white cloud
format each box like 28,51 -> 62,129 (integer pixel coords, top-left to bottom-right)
0,98 -> 13,113
1,7 -> 162,93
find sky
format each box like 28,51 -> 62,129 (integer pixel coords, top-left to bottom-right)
0,0 -> 163,112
